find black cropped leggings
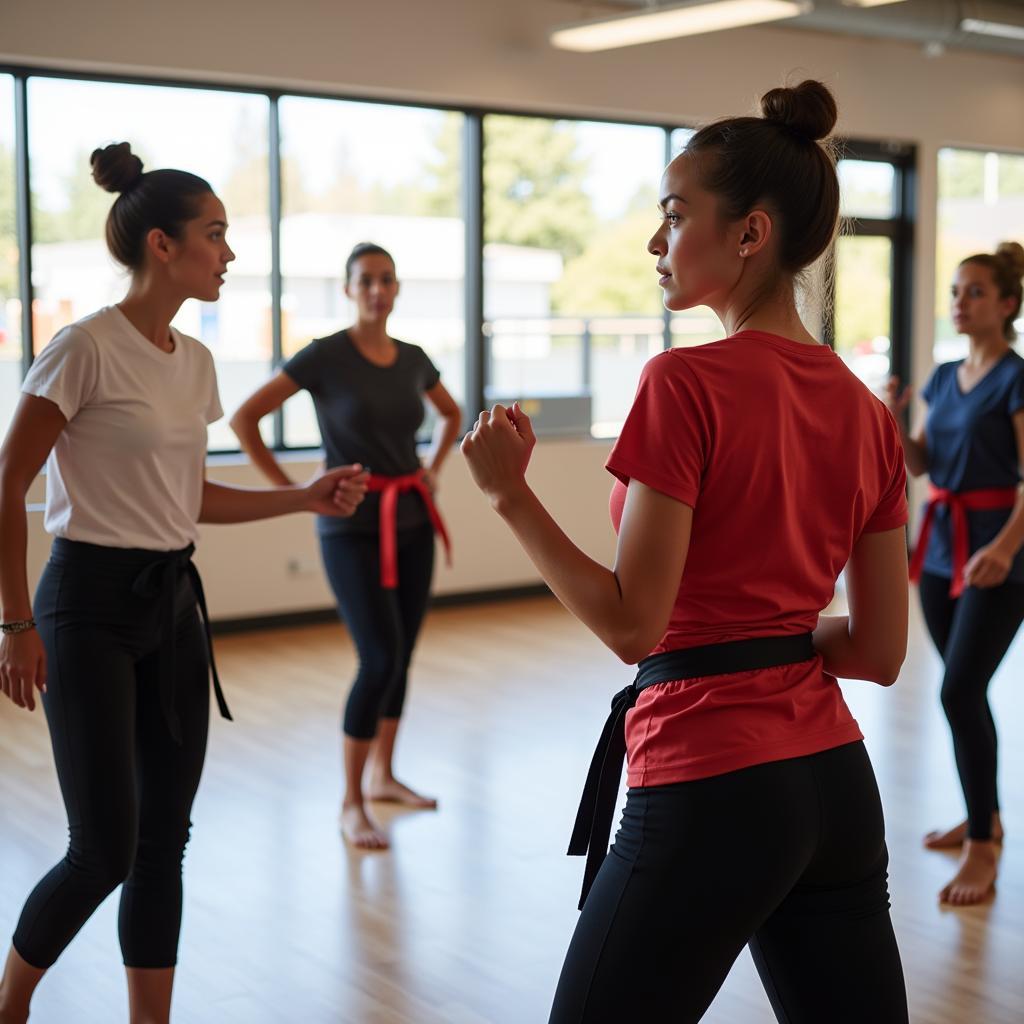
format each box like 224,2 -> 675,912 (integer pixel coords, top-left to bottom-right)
549,741 -> 908,1024
11,540 -> 210,970
918,570 -> 1024,841
320,522 -> 435,740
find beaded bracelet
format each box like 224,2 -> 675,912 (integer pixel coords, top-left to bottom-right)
0,619 -> 36,635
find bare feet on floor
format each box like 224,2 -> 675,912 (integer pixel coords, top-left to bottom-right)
340,803 -> 389,850
367,776 -> 438,809
924,814 -> 1003,849
940,839 -> 999,906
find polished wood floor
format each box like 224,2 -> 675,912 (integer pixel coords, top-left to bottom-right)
2,594 -> 1023,1023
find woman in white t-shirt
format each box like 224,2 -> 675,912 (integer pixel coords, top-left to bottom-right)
0,142 -> 367,1024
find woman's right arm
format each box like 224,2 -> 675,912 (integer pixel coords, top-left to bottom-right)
813,526 -> 909,686
885,376 -> 928,478
228,371 -> 301,486
0,395 -> 68,710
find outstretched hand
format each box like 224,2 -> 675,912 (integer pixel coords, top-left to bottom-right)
461,402 -> 536,506
884,376 -> 913,418
306,464 -> 369,517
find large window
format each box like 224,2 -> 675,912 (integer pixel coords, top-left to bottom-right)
0,76 -> 18,438
28,77 -> 270,449
483,115 -> 666,438
936,147 -> 1024,363
0,67 -> 916,452
278,98 -> 464,447
829,146 -> 914,396
667,128 -> 728,353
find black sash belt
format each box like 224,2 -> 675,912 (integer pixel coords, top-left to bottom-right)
131,544 -> 233,744
567,633 -> 816,909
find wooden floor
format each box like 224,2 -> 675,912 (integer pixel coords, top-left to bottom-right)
2,594 -> 1023,1023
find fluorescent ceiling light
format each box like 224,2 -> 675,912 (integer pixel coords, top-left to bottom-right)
960,17 -> 1024,40
550,0 -> 811,52
841,0 -> 908,8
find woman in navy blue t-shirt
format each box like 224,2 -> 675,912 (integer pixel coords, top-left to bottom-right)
888,240 -> 1024,905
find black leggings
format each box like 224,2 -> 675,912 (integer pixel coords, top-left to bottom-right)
549,741 -> 908,1024
320,522 -> 435,740
12,541 -> 210,970
918,571 -> 1024,841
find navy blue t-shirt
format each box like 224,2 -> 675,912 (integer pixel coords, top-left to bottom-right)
921,350 -> 1024,581
283,330 -> 441,535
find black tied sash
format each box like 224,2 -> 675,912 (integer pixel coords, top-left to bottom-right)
567,633 -> 816,909
131,543 -> 233,744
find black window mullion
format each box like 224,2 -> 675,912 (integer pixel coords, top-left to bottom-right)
13,74 -> 33,373
268,93 -> 284,449
463,111 -> 484,430
890,150 -> 916,388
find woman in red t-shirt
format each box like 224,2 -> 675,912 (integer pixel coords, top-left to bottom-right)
463,81 -> 909,1023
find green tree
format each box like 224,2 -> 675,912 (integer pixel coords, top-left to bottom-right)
999,153 -> 1024,197
551,192 -> 662,315
938,150 -> 985,200
31,146 -> 117,244
408,113 -> 595,255
483,116 -> 593,256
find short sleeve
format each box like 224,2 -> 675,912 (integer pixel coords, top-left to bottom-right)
862,408 -> 909,533
281,338 -> 323,393
205,358 -> 223,425
418,347 -> 441,391
1008,367 -> 1024,416
21,325 -> 99,422
605,350 -> 709,508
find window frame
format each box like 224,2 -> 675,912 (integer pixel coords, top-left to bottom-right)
1,63 -> 917,450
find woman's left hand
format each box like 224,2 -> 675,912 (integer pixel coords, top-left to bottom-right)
963,541 -> 1014,589
461,402 -> 536,505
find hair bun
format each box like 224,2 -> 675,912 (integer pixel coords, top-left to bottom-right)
996,241 -> 1024,279
761,80 -> 838,142
90,142 -> 144,194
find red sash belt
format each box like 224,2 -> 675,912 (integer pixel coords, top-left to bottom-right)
909,484 -> 1018,597
366,471 -> 452,589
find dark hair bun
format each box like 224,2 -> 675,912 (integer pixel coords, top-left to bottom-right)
996,241 -> 1024,279
90,142 -> 144,194
761,80 -> 838,142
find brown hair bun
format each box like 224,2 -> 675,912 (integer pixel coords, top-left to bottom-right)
90,142 -> 144,194
996,241 -> 1024,280
761,80 -> 838,142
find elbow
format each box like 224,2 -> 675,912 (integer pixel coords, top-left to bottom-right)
871,650 -> 906,687
608,625 -> 660,666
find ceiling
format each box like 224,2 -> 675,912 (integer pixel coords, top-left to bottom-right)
558,1 -> 1024,59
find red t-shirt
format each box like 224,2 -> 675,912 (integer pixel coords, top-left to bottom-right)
607,331 -> 908,787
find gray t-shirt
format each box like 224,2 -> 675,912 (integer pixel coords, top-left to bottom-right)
283,330 -> 440,535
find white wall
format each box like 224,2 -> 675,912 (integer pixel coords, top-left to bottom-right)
6,0 -> 1024,617
24,441 -> 617,619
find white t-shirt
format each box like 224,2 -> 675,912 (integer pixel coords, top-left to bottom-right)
22,305 -> 222,551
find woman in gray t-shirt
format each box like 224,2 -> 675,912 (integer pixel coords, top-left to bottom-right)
231,243 -> 462,850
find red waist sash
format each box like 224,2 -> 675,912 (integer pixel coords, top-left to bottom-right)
366,471 -> 452,589
908,484 -> 1017,597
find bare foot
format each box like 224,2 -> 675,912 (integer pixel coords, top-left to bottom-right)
924,815 -> 1003,850
939,840 -> 999,906
340,803 -> 389,850
367,776 -> 438,809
